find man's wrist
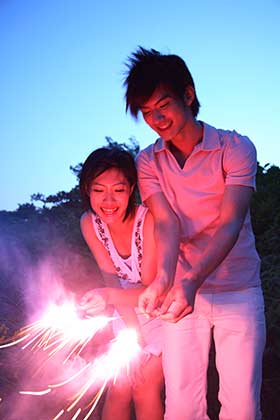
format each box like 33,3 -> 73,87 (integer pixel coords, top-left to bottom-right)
153,274 -> 173,292
175,267 -> 204,288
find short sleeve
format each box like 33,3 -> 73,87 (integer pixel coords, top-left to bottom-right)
222,132 -> 257,190
136,147 -> 162,202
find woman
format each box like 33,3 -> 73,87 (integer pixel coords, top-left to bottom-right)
79,146 -> 164,420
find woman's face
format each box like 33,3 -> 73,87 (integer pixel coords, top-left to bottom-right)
89,168 -> 133,224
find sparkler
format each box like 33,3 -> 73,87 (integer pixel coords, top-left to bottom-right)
0,301 -> 113,363
0,299 -> 142,419
19,329 -> 141,420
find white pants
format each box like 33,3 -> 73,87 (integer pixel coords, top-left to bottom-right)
162,287 -> 266,420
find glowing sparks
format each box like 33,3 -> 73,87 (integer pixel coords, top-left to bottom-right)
0,334 -> 30,348
0,301 -> 113,364
92,328 -> 141,382
50,328 -> 141,419
19,389 -> 52,396
70,408 -> 82,420
1,299 -> 142,419
48,362 -> 91,389
52,410 -> 65,420
19,328 -> 141,420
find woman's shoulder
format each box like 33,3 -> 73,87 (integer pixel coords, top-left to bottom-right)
135,204 -> 149,216
80,210 -> 92,225
80,211 -> 95,236
139,206 -> 154,231
134,204 -> 151,225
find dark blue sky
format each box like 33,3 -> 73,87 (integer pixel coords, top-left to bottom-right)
1,0 -> 279,210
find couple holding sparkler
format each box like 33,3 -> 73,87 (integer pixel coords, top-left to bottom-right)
79,47 -> 266,420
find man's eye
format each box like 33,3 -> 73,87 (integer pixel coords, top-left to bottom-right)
142,110 -> 151,117
160,102 -> 169,109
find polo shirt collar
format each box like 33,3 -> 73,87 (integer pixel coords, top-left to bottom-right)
199,122 -> 221,151
153,121 -> 221,153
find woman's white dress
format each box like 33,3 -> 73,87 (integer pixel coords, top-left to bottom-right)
92,205 -> 162,356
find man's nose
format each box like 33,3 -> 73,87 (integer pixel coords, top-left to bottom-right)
152,109 -> 164,122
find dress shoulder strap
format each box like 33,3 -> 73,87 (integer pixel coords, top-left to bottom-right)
131,205 -> 148,278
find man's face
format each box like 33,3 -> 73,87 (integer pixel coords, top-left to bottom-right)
140,86 -> 192,142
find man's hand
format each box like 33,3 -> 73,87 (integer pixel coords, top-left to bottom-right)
79,288 -> 108,316
138,278 -> 170,317
159,279 -> 199,322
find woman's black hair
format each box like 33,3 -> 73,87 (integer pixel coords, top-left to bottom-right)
79,146 -> 137,220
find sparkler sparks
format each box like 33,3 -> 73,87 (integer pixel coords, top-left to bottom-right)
1,299 -> 142,419
0,301 -> 113,362
20,328 -> 141,420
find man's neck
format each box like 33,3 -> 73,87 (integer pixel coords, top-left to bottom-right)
169,120 -> 203,166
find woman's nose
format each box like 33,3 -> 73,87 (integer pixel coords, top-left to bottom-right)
103,191 -> 115,202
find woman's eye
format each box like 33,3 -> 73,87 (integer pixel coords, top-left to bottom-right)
160,102 -> 169,109
92,189 -> 103,193
115,189 -> 125,193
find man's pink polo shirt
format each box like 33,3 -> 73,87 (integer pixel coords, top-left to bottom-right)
137,122 -> 261,292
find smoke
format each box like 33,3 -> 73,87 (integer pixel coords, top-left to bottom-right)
0,232 -> 106,419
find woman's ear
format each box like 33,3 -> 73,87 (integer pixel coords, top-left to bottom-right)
130,183 -> 136,196
86,183 -> 91,197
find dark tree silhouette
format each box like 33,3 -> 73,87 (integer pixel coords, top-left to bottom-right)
0,139 -> 279,419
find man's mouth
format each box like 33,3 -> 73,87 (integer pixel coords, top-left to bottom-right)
156,121 -> 172,132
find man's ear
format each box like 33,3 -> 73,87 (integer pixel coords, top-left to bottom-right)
184,86 -> 195,106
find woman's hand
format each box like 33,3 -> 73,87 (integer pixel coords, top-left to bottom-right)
79,288 -> 109,316
138,277 -> 168,317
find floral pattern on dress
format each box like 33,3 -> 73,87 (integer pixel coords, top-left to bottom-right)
135,218 -> 143,276
94,214 -> 138,281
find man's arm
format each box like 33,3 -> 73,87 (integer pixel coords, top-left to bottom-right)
138,191 -> 181,314
160,184 -> 254,322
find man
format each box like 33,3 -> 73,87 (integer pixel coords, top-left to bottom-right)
123,47 -> 266,420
